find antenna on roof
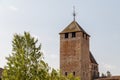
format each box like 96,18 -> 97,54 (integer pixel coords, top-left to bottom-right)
73,6 -> 76,21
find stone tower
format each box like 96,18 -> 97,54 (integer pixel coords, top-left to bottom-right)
59,20 -> 99,80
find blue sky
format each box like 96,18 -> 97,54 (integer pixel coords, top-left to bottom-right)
0,0 -> 120,76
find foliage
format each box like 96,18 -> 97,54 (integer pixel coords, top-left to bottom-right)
49,69 -> 80,80
106,71 -> 112,77
48,69 -> 80,80
2,32 -> 80,80
101,73 -> 106,78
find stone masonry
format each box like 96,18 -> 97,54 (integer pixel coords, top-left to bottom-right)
59,20 -> 99,80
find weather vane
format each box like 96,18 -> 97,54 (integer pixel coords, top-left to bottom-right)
73,6 -> 76,21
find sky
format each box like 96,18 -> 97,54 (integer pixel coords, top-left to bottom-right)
0,0 -> 120,76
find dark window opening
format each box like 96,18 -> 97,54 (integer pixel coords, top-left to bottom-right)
86,35 -> 87,40
65,33 -> 68,38
72,32 -> 76,37
65,72 -> 67,76
73,72 -> 75,76
83,33 -> 84,38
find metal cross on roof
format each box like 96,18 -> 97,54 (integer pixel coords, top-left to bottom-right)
73,6 -> 76,21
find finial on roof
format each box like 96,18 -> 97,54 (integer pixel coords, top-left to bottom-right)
73,6 -> 76,21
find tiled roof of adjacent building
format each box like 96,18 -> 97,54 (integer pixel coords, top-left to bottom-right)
96,76 -> 120,80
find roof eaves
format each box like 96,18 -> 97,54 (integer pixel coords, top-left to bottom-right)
90,52 -> 98,64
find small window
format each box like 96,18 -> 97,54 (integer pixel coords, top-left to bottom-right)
65,33 -> 68,38
86,35 -> 87,40
73,72 -> 75,76
72,32 -> 76,37
83,33 -> 84,38
65,72 -> 67,76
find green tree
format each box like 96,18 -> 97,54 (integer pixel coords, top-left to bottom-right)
2,32 -> 80,80
49,69 -> 80,80
66,73 -> 80,80
101,73 -> 106,78
106,71 -> 111,77
2,32 -> 49,80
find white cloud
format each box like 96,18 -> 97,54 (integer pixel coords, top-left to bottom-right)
0,5 -> 18,11
100,63 -> 117,73
8,6 -> 18,11
0,6 -> 4,11
46,54 -> 59,69
99,63 -> 120,75
32,34 -> 40,40
49,54 -> 58,58
103,63 -> 116,70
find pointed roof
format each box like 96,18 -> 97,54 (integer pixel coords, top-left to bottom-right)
89,52 -> 98,64
60,21 -> 90,36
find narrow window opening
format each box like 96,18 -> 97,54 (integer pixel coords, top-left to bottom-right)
65,33 -> 68,38
72,32 -> 76,38
83,33 -> 84,38
73,72 -> 75,76
86,35 -> 88,40
65,72 -> 67,76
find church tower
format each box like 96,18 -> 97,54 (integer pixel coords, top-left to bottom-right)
60,20 -> 90,80
59,12 -> 99,80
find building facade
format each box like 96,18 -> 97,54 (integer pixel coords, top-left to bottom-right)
96,76 -> 120,80
60,20 -> 99,80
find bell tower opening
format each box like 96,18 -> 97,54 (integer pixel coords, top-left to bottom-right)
72,32 -> 76,38
65,33 -> 69,38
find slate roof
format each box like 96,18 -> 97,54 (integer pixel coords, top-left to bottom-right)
60,21 -> 90,36
90,52 -> 98,64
